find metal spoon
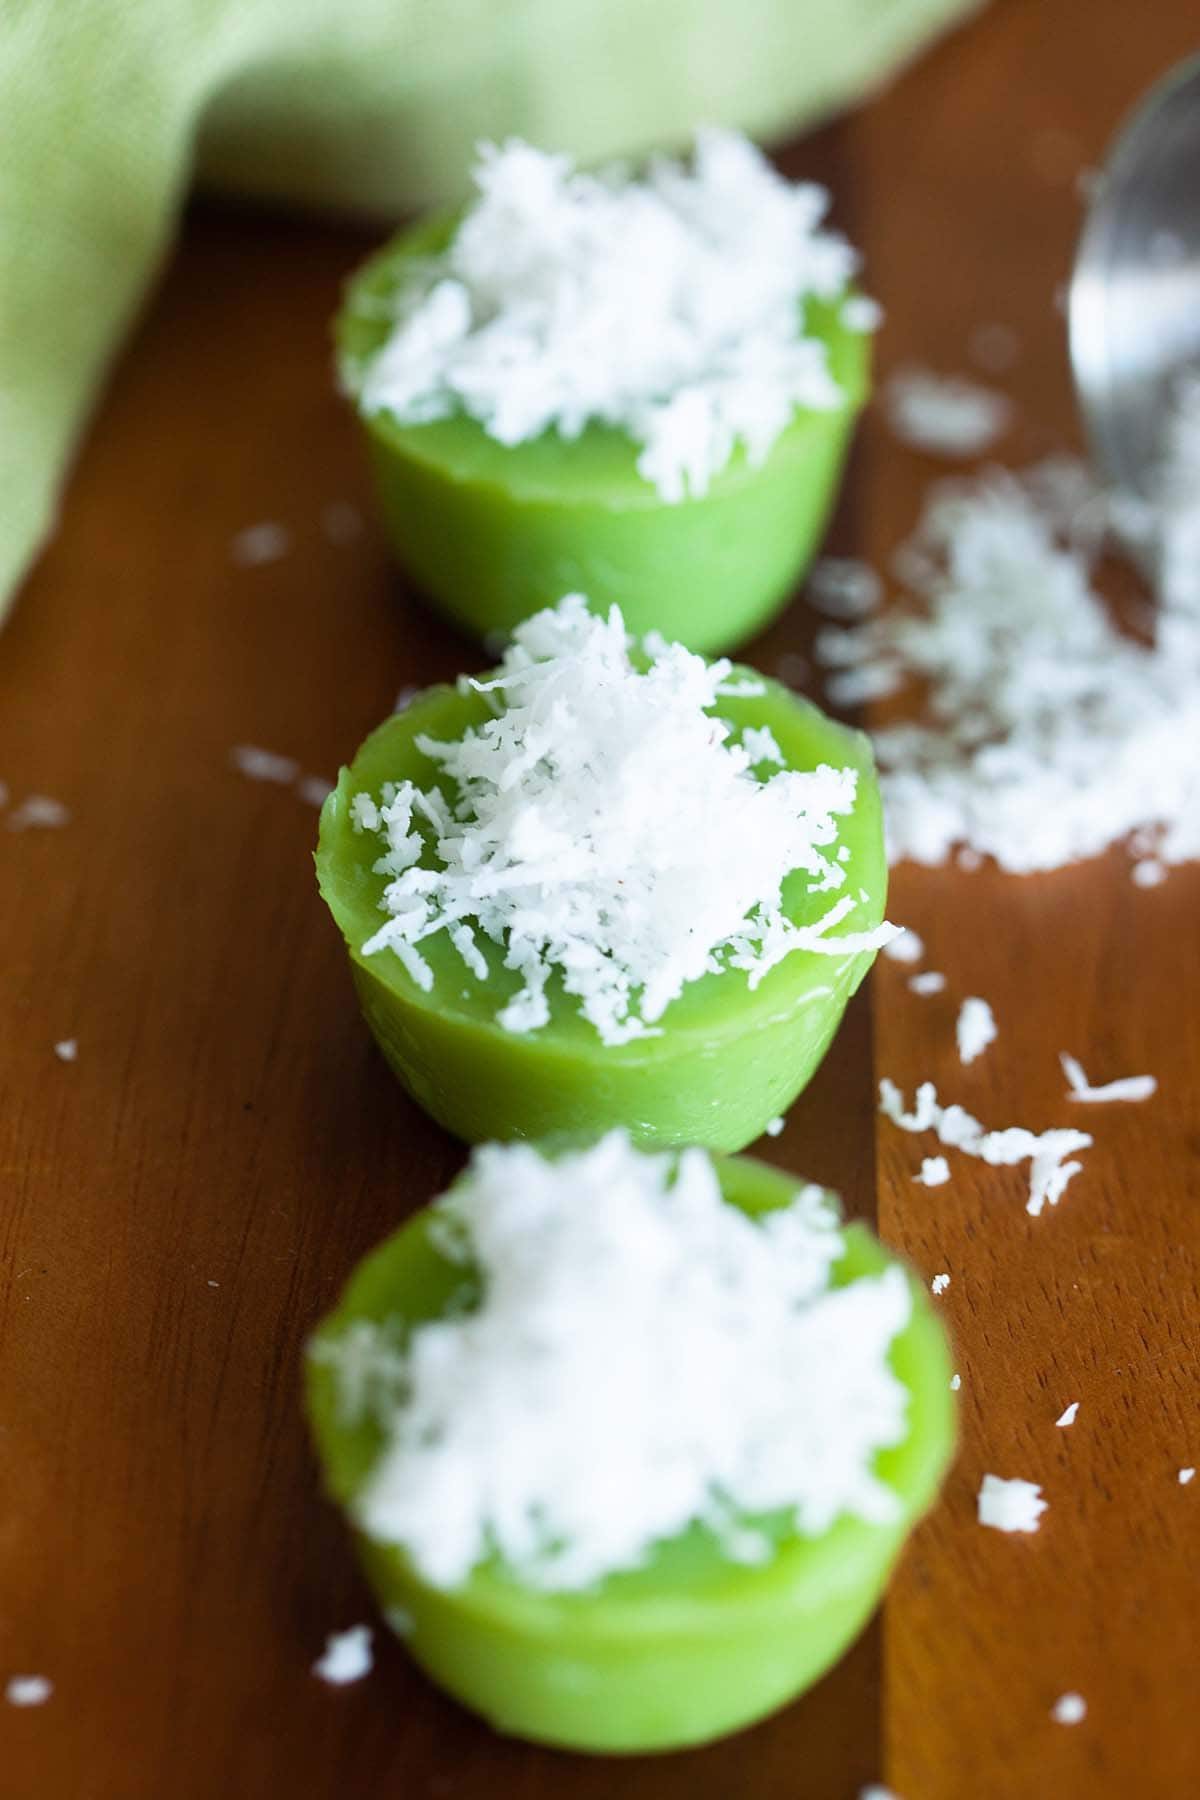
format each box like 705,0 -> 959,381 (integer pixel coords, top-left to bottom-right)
1069,51 -> 1200,501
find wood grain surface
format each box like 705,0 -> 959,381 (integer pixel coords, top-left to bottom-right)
2,3 -> 1198,1795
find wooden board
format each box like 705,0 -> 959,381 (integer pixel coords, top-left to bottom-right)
2,3 -> 1197,1794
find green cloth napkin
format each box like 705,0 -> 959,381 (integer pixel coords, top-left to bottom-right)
0,0 -> 978,621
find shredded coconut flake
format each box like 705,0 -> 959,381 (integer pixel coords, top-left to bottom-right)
859,1787 -> 902,1800
884,367 -> 1012,457
741,725 -> 785,767
882,929 -> 924,965
231,521 -> 290,566
296,774 -> 334,808
915,1156 -> 951,1187
956,996 -> 997,1065
931,1272 -> 950,1296
879,1078 -> 1091,1217
1179,1467 -> 1195,1486
351,132 -> 859,502
331,1133 -> 913,1591
950,1372 -> 962,1391
1051,1692 -> 1087,1726
53,1039 -> 77,1063
908,970 -> 946,995
312,1626 -> 373,1686
842,295 -> 883,333
7,795 -> 70,830
1055,1402 -> 1079,1428
5,1676 -> 52,1707
230,745 -> 299,785
1060,1053 -> 1156,1105
764,1115 -> 786,1138
353,597 -> 891,1046
978,1473 -> 1047,1533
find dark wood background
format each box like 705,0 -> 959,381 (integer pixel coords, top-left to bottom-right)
2,2 -> 1198,1794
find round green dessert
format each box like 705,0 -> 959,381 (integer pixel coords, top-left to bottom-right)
305,1139 -> 955,1754
335,135 -> 872,655
315,601 -> 890,1151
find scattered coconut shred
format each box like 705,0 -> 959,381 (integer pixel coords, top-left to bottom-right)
879,1079 -> 1091,1217
884,366 -> 1012,458
350,130 -> 866,503
351,597 -> 893,1047
956,996 -> 997,1065
1060,1053 -> 1156,1105
813,399 -> 1200,880
312,1626 -> 373,1686
978,1473 -> 1047,1534
315,1134 -> 913,1591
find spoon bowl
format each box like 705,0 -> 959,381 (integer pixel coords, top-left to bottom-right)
1070,52 -> 1200,499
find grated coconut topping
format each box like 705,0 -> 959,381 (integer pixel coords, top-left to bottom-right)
326,1133 -> 913,1591
352,131 -> 860,502
352,597 -> 892,1047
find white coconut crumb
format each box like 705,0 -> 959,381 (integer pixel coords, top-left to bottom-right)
950,1373 -> 961,1391
1059,1053 -> 1156,1105
53,1039 -> 77,1063
296,774 -> 334,808
882,929 -> 924,965
859,1787 -> 902,1800
931,1272 -> 950,1295
764,1115 -> 786,1137
741,725 -> 785,767
968,322 -> 1020,374
7,795 -> 70,830
350,132 -> 858,504
231,521 -> 290,566
1132,858 -> 1168,887
312,1626 -> 374,1686
1051,1693 -> 1087,1726
5,1676 -> 52,1707
1055,1402 -> 1079,1428
842,295 -> 883,333
879,1078 -> 1091,1217
335,1133 -> 913,1591
229,745 -> 300,785
884,367 -> 1012,457
1179,1468 -> 1195,1486
808,557 -> 882,620
957,996 -> 997,1065
393,685 -> 420,714
321,501 -> 363,545
908,970 -> 946,996
207,1280 -> 220,1288
354,597 -> 893,1047
978,1473 -> 1047,1534
914,1155 -> 951,1187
